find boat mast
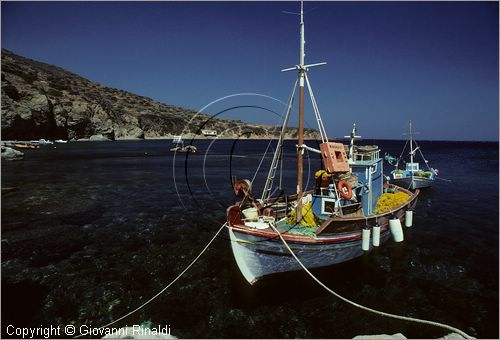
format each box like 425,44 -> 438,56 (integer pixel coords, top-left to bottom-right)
345,123 -> 361,163
296,1 -> 305,222
409,120 -> 414,171
281,1 -> 326,222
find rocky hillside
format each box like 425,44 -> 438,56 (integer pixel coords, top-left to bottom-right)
1,49 -> 320,141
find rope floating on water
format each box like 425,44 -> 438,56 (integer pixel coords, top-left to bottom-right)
268,223 -> 472,339
435,177 -> 452,182
73,220 -> 471,338
73,222 -> 227,338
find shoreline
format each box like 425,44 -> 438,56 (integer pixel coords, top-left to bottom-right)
1,137 -> 498,144
0,136 -> 322,144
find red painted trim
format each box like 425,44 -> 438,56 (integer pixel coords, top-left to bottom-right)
230,225 -> 389,244
227,184 -> 415,245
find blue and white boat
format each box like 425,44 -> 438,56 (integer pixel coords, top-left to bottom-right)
30,138 -> 54,145
225,3 -> 419,284
386,121 -> 439,190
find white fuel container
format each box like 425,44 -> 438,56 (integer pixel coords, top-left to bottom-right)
389,217 -> 404,242
362,228 -> 371,251
372,224 -> 381,247
405,210 -> 413,227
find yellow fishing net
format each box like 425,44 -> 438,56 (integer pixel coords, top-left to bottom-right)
315,169 -> 331,179
375,192 -> 410,214
287,202 -> 319,227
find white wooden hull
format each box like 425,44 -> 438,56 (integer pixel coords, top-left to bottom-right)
228,227 -> 392,284
390,176 -> 433,190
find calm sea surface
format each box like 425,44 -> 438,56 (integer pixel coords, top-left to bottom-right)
1,139 -> 498,338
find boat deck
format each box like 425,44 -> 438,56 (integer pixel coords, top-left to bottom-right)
275,218 -> 317,237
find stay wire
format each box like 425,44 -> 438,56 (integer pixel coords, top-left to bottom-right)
397,139 -> 409,167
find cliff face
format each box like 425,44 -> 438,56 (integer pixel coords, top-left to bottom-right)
1,49 -> 320,141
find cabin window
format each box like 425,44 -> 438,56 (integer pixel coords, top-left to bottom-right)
407,163 -> 419,171
321,198 -> 337,215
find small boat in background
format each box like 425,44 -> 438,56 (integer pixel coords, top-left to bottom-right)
55,139 -> 68,143
31,139 -> 54,145
385,120 -> 438,190
170,144 -> 197,153
170,136 -> 197,153
14,142 -> 39,149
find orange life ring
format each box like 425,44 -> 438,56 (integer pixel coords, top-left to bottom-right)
337,180 -> 353,200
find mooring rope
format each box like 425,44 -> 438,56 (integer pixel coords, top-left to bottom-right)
268,223 -> 473,339
73,222 -> 227,338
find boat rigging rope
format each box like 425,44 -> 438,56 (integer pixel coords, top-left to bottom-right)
413,140 -> 432,171
412,140 -> 452,182
73,222 -> 227,338
251,137 -> 275,186
268,223 -> 473,339
396,139 -> 409,167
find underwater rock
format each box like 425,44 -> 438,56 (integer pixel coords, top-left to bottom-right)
1,146 -> 24,160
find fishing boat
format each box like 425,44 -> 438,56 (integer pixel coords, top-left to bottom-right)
385,121 -> 438,190
170,136 -> 197,153
225,3 -> 419,284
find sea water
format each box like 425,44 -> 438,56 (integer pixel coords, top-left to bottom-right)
1,140 -> 498,338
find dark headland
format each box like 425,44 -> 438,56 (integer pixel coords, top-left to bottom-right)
1,49 -> 320,142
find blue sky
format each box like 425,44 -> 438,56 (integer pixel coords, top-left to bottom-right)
2,1 -> 498,141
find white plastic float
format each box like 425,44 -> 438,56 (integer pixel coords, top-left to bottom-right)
362,227 -> 371,251
372,224 -> 381,247
405,210 -> 413,227
389,217 -> 404,242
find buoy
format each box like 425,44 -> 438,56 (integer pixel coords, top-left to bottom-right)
362,227 -> 370,251
372,224 -> 381,247
337,180 -> 353,200
405,210 -> 413,227
389,217 -> 404,242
